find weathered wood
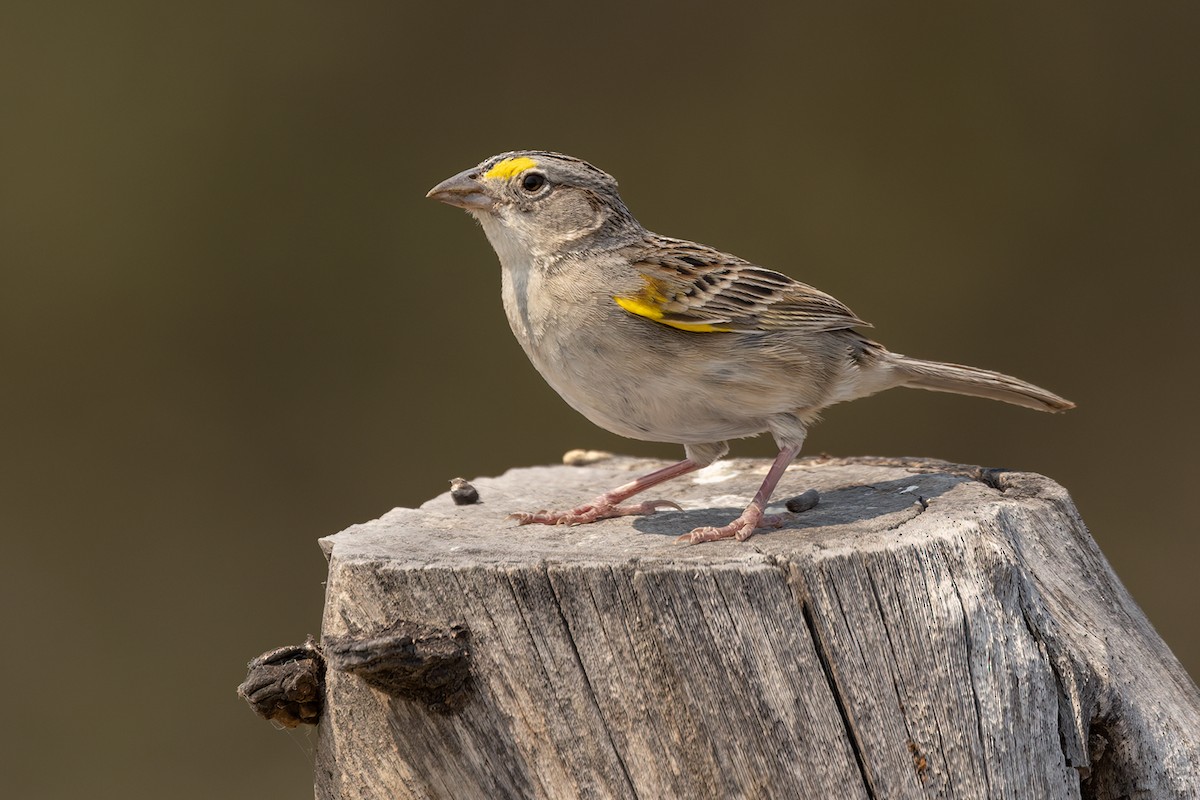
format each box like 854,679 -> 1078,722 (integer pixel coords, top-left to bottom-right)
315,456 -> 1200,799
237,637 -> 324,728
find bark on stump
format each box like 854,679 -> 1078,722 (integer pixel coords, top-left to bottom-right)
315,456 -> 1200,799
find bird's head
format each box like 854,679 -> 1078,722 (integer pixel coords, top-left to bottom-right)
427,151 -> 639,257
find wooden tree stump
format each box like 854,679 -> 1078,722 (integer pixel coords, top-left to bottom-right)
314,456 -> 1200,799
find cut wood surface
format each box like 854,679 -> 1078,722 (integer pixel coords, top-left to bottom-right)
315,456 -> 1200,800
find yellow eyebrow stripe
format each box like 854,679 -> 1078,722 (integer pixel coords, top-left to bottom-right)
483,156 -> 538,180
613,295 -> 727,333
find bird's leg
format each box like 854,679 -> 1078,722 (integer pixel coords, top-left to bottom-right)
679,443 -> 803,544
510,458 -> 700,526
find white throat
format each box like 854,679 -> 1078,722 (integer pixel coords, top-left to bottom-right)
474,212 -> 539,346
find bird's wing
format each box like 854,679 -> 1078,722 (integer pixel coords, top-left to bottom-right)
613,237 -> 870,334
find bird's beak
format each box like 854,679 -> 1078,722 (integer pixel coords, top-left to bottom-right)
426,169 -> 495,211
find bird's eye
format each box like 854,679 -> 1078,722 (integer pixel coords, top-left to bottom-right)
521,172 -> 547,193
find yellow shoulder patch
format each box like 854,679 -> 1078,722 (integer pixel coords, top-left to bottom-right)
613,294 -> 728,333
483,156 -> 538,180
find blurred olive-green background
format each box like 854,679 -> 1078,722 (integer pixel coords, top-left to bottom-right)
3,1 -> 1198,797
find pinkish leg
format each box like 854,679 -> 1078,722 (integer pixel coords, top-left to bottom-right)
510,458 -> 700,526
678,444 -> 803,544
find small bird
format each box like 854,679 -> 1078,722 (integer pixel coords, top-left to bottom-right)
427,151 -> 1073,544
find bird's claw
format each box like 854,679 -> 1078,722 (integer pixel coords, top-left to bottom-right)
509,497 -> 681,526
676,511 -> 783,544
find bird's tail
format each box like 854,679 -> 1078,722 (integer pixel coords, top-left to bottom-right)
889,354 -> 1075,413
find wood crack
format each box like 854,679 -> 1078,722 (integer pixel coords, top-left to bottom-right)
864,568 -> 924,788
801,599 -> 878,800
496,570 -> 560,800
948,569 -> 994,800
1016,573 -> 1092,781
543,565 -> 639,799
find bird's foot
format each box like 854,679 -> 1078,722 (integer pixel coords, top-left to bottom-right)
677,509 -> 784,544
510,498 -> 682,526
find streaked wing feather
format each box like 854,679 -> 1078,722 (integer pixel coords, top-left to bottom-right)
622,237 -> 870,333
